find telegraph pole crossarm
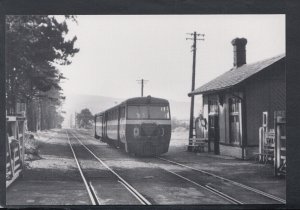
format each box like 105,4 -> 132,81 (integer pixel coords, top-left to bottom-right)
186,31 -> 205,144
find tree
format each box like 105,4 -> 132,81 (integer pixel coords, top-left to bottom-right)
6,15 -> 79,131
76,108 -> 94,128
171,117 -> 189,130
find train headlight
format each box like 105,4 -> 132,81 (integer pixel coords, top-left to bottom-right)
133,126 -> 140,138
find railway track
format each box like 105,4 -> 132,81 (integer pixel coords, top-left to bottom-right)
66,131 -> 100,205
66,130 -> 151,205
72,130 -> 234,204
162,166 -> 243,204
156,157 -> 286,204
72,129 -> 285,205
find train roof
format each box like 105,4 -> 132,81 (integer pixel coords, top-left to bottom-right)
94,96 -> 169,116
125,96 -> 169,105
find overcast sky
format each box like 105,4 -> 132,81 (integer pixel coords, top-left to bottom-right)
59,15 -> 285,103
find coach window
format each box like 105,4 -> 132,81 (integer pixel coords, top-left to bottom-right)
120,107 -> 125,119
114,110 -> 117,120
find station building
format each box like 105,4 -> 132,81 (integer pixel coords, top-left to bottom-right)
189,38 -> 286,159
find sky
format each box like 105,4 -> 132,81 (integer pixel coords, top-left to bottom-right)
59,15 -> 285,103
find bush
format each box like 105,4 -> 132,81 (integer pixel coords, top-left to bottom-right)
24,133 -> 41,160
171,118 -> 189,130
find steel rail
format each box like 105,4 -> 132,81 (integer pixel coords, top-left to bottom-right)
72,130 -> 284,204
204,184 -> 244,204
74,129 -> 241,204
65,130 -> 100,205
163,167 -> 243,204
157,157 -> 286,204
89,181 -> 102,204
118,180 -> 148,204
73,130 -> 241,204
69,130 -> 151,205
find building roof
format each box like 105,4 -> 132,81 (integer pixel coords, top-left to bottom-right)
189,54 -> 285,96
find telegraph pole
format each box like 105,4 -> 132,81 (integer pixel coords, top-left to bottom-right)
70,114 -> 73,128
137,79 -> 148,97
186,31 -> 205,140
74,112 -> 77,128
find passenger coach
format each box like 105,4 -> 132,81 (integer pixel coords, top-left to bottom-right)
94,96 -> 171,156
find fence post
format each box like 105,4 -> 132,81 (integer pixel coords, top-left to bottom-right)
22,120 -> 25,166
259,127 -> 263,162
6,116 -> 26,187
274,111 -> 286,176
275,122 -> 281,176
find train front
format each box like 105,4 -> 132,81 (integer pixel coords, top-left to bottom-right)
125,97 -> 171,156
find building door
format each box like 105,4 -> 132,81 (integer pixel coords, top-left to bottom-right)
208,99 -> 220,155
209,115 -> 220,154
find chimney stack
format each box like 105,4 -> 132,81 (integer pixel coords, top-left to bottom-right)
231,38 -> 247,67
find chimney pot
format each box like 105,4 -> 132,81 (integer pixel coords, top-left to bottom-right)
231,38 -> 247,67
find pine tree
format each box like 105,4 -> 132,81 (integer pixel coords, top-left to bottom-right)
6,15 -> 79,130
76,109 -> 94,128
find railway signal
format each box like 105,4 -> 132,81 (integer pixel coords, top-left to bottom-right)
186,32 -> 205,140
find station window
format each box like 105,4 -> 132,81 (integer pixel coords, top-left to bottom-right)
229,98 -> 241,145
229,98 -> 240,114
208,100 -> 219,114
263,112 -> 268,128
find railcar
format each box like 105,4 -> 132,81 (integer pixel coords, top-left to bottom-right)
94,96 -> 171,156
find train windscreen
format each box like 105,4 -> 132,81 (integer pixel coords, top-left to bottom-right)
149,105 -> 170,119
127,106 -> 148,119
127,105 -> 170,119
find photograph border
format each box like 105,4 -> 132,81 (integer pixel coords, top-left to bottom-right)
1,0 -> 299,208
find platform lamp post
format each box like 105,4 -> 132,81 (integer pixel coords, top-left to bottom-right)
186,32 -> 205,148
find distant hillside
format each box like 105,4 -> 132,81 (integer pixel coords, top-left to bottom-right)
62,94 -> 201,127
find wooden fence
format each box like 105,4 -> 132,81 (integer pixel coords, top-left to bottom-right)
6,116 -> 26,188
274,112 -> 286,176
